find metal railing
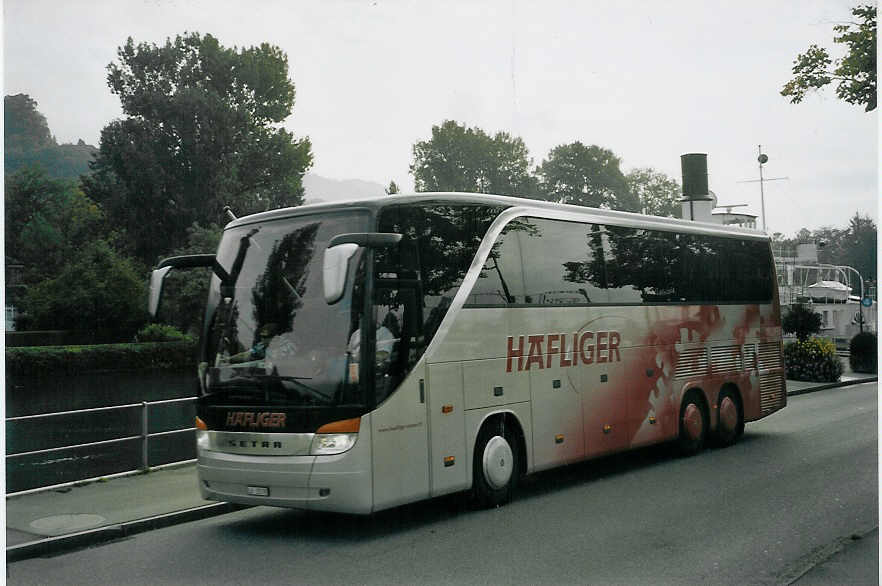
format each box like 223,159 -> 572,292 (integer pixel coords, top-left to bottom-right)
6,397 -> 196,496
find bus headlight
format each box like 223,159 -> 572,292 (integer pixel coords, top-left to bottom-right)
310,417 -> 361,455
196,429 -> 210,451
310,433 -> 358,455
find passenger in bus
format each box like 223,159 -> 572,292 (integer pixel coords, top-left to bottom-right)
347,315 -> 398,362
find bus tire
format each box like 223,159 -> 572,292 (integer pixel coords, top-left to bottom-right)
714,387 -> 743,447
472,418 -> 519,508
677,390 -> 708,456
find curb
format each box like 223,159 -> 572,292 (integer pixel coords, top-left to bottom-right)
6,502 -> 250,563
787,376 -> 877,397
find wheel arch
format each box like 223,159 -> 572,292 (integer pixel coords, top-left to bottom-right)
469,409 -> 529,486
677,384 -> 710,416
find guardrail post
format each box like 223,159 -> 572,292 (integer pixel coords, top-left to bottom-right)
141,401 -> 149,471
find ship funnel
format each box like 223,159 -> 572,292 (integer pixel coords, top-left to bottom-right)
679,153 -> 714,222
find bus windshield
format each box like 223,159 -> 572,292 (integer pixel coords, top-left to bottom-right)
203,211 -> 368,407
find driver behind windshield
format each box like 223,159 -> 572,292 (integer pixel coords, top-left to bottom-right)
229,323 -> 278,364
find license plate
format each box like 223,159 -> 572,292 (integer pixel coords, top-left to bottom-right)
247,486 -> 269,497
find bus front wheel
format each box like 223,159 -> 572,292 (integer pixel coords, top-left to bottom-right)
472,418 -> 519,508
677,391 -> 708,456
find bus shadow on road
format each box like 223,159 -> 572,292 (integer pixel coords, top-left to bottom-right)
219,433 -> 775,543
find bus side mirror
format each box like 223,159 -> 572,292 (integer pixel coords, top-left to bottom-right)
323,243 -> 359,304
148,266 -> 173,318
323,233 -> 402,305
148,254 -> 216,319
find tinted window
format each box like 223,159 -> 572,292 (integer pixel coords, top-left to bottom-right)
519,218 -> 606,305
377,202 -> 508,338
467,216 -> 774,306
468,220 -> 526,304
605,226 -> 681,303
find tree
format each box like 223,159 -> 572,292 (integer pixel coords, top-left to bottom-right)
536,142 -> 638,211
841,213 -> 876,281
5,167 -> 105,284
410,120 -> 537,196
782,303 -> 822,342
385,180 -> 400,195
781,4 -> 876,111
19,240 -> 148,342
83,32 -> 313,266
625,167 -> 682,217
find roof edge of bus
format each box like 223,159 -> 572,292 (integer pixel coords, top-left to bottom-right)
223,192 -> 770,239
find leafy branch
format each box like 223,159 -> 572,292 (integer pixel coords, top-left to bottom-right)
781,4 -> 876,111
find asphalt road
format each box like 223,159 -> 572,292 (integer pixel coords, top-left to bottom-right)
8,383 -> 877,585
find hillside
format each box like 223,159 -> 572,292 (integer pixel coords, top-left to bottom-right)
4,94 -> 97,179
303,174 -> 386,204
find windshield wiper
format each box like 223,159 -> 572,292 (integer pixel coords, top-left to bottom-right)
205,373 -> 331,405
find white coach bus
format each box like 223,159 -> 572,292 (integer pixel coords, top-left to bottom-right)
149,193 -> 786,513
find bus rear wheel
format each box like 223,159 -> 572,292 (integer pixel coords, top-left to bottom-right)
714,388 -> 743,447
677,391 -> 708,456
472,418 -> 519,508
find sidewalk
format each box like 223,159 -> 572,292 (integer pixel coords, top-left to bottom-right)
6,371 -> 878,563
6,463 -> 243,562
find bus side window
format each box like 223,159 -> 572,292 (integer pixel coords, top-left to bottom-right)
518,217 -> 606,305
373,288 -> 417,405
468,225 -> 525,305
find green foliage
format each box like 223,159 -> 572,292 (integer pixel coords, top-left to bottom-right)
6,341 -> 197,376
849,332 -> 877,373
19,240 -> 149,343
783,338 -> 843,382
84,32 -> 313,266
385,180 -> 400,195
782,4 -> 876,111
625,167 -> 682,217
135,323 -> 192,343
410,120 -> 537,196
842,214 -> 877,281
5,167 -> 105,284
5,94 -> 53,151
782,304 -> 822,341
536,142 -> 638,211
4,94 -> 98,178
773,214 -> 876,282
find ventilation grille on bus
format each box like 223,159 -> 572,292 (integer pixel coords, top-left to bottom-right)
757,342 -> 783,370
675,348 -> 708,379
759,373 -> 786,415
710,345 -> 743,373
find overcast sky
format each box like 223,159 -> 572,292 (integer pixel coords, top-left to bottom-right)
4,0 -> 878,236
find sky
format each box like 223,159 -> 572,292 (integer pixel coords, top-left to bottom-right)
3,0 -> 878,237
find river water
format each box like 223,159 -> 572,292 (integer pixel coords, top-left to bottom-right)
6,370 -> 196,492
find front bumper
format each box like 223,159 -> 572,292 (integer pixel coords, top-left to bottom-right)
197,424 -> 373,514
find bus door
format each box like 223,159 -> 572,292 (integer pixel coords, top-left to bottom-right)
369,286 -> 430,509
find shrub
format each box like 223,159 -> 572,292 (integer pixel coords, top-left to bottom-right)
849,332 -> 878,373
783,337 -> 843,382
6,341 -> 197,376
136,323 -> 191,343
782,304 -> 822,341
